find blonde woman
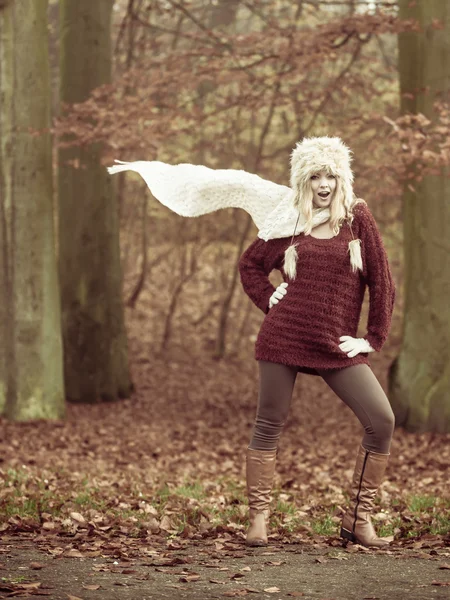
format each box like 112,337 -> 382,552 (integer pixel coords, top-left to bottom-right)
108,135 -> 396,549
238,137 -> 396,548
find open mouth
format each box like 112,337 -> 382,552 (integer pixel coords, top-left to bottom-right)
318,191 -> 330,199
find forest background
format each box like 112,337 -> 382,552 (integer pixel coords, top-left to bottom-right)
0,0 -> 449,573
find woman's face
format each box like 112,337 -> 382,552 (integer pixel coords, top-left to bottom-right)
310,170 -> 337,208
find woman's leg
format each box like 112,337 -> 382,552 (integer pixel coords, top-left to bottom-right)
249,360 -> 298,451
316,364 -> 395,454
246,361 -> 297,546
316,364 -> 395,548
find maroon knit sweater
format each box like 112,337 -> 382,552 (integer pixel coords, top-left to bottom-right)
238,201 -> 396,375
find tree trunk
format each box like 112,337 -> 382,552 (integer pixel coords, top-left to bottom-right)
0,0 -> 65,420
214,212 -> 253,359
58,0 -> 132,402
389,0 -> 450,432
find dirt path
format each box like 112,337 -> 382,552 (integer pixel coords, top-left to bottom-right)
2,540 -> 450,600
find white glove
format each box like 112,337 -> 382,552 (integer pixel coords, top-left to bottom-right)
269,282 -> 288,309
339,336 -> 375,358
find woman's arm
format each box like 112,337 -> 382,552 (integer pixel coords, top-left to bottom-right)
359,204 -> 396,352
239,238 -> 282,314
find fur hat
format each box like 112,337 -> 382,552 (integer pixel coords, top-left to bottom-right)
290,136 -> 354,208
283,136 -> 362,279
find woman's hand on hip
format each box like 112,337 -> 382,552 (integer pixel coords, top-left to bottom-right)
269,282 -> 288,309
339,336 -> 375,358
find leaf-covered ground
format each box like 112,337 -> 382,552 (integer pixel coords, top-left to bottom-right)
1,324 -> 449,545
1,294 -> 450,598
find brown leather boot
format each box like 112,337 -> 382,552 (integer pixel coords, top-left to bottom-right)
340,444 -> 394,548
245,447 -> 277,547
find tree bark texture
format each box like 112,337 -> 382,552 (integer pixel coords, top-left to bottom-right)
58,0 -> 132,402
0,0 -> 65,420
390,0 -> 450,432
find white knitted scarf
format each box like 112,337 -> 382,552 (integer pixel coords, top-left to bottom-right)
107,160 -> 362,276
107,160 -> 332,239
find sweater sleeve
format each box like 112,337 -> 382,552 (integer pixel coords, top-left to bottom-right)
358,204 -> 396,352
239,237 -> 282,314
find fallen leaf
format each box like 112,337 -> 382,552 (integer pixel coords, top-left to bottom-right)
287,593 -> 305,597
149,557 -> 188,567
82,584 -> 101,590
30,562 -> 45,570
64,549 -> 84,558
67,596 -> 84,600
92,565 -> 111,572
70,512 -> 86,523
264,587 -> 281,593
159,515 -> 174,531
431,581 -> 450,586
19,583 -> 42,590
179,574 -> 200,582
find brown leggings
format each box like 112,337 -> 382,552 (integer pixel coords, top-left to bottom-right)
249,361 -> 395,454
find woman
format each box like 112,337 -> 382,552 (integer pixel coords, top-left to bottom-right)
238,136 -> 396,548
107,135 -> 396,550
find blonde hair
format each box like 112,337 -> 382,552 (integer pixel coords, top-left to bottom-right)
283,176 -> 365,280
295,174 -> 364,235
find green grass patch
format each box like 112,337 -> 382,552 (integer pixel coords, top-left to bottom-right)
279,516 -> 305,534
72,491 -> 106,511
2,497 -> 42,520
152,483 -> 171,506
407,494 -> 450,536
1,576 -> 28,584
173,481 -> 206,500
408,494 -> 436,513
377,495 -> 450,538
377,516 -> 402,537
310,514 -> 337,536
430,511 -> 450,535
209,505 -> 244,525
274,499 -> 295,515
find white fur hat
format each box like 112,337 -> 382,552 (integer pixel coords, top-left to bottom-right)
290,136 -> 354,209
283,136 -> 362,280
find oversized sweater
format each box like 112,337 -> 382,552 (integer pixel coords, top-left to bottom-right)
238,201 -> 396,375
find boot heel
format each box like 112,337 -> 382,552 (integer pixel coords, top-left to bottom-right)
340,527 -> 356,542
